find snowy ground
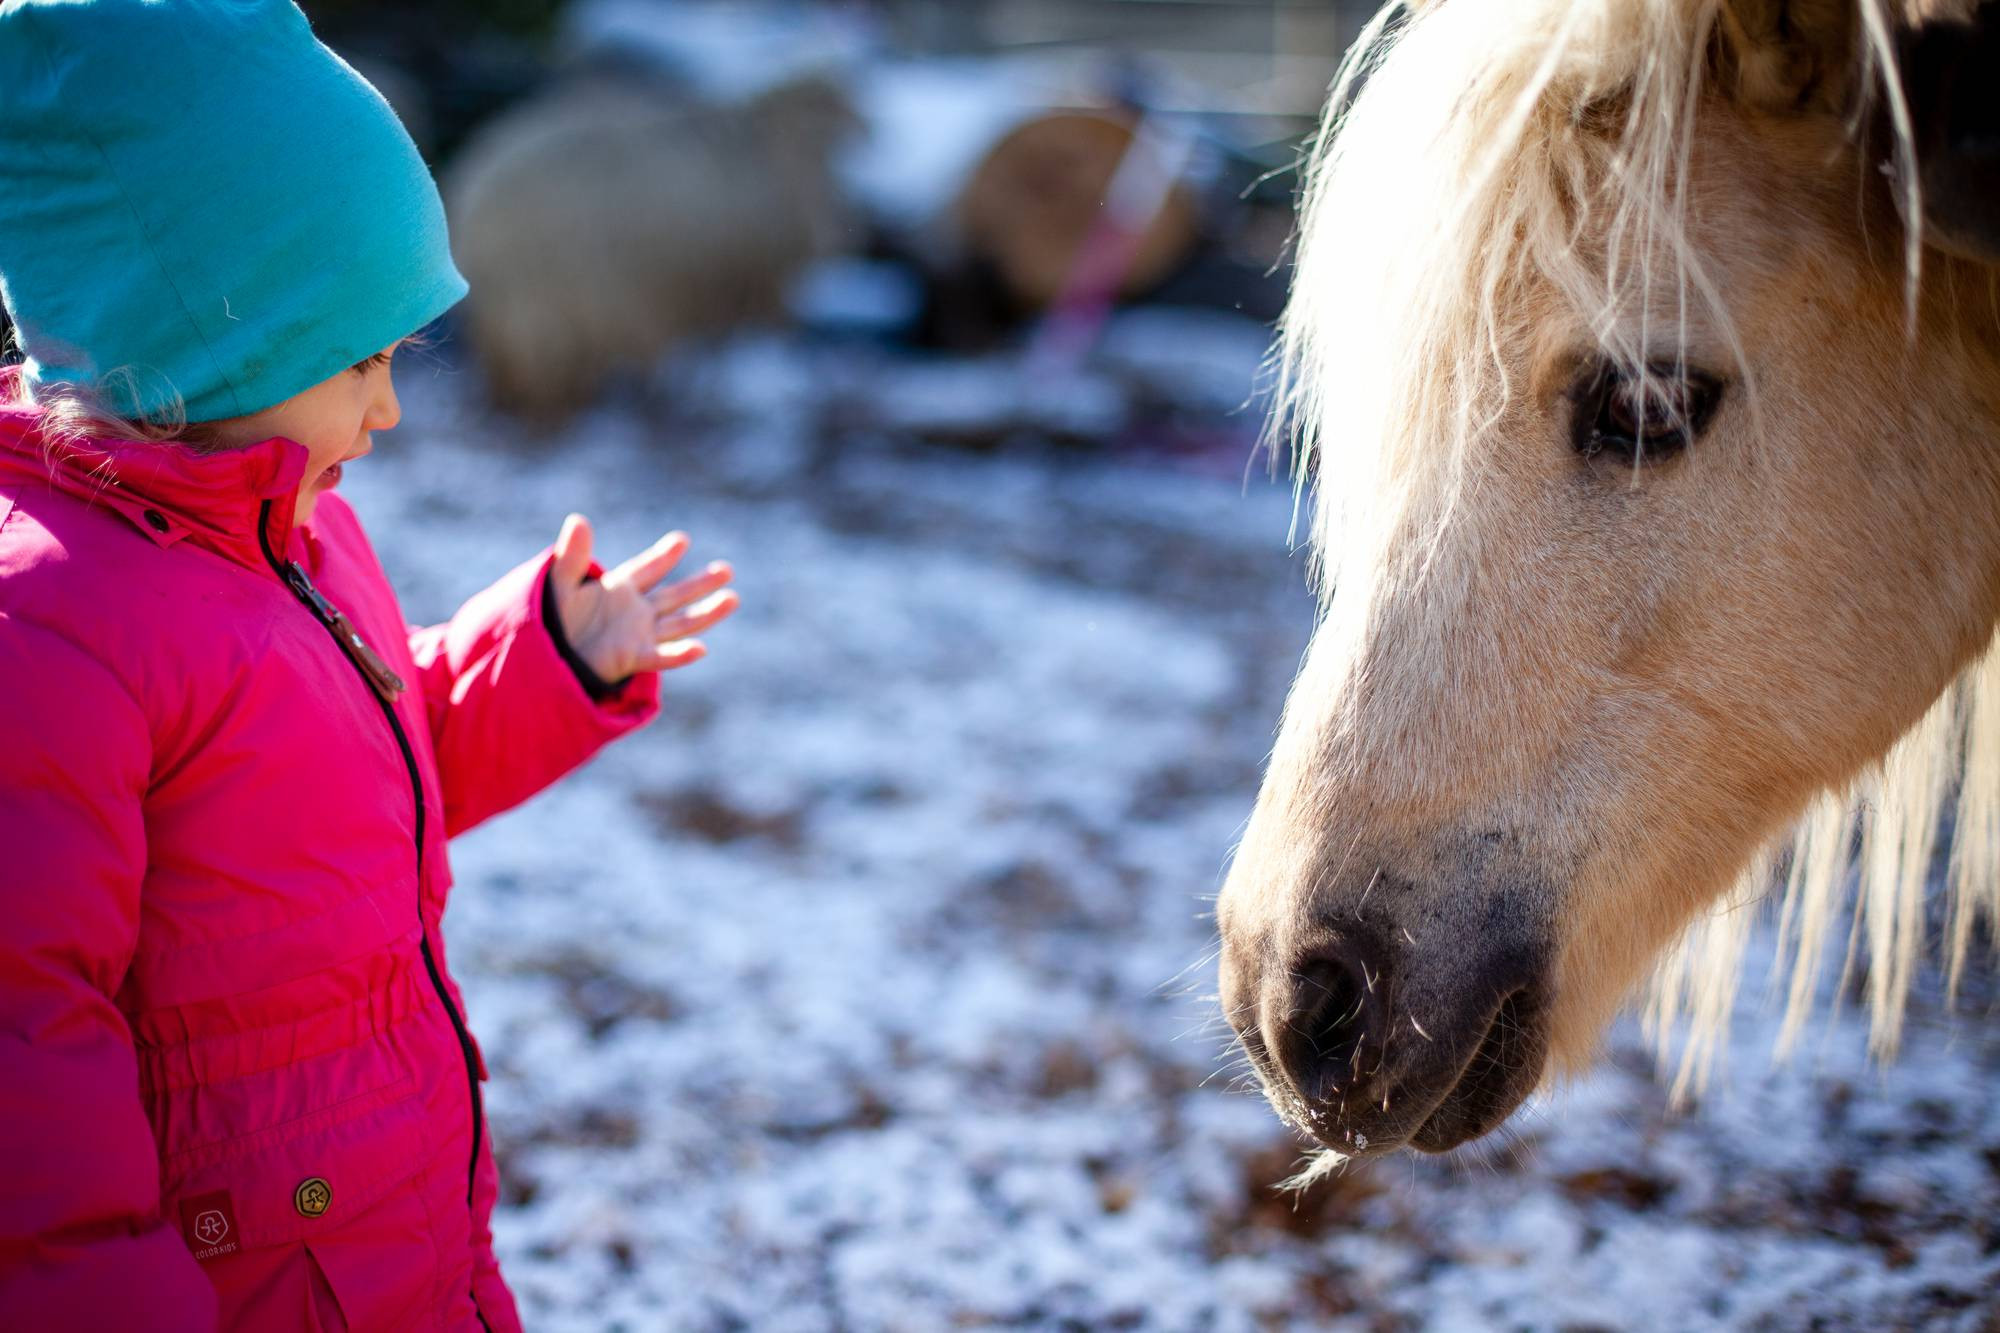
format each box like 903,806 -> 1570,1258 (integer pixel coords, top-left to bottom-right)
346,327 -> 2000,1332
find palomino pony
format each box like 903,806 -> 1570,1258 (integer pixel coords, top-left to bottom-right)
1218,0 -> 2000,1161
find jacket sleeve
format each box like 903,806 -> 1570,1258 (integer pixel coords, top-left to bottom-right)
0,617 -> 218,1329
406,547 -> 661,837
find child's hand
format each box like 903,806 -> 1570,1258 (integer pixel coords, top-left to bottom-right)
549,513 -> 739,681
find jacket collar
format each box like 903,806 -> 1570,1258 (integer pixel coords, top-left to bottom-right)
0,369 -> 310,574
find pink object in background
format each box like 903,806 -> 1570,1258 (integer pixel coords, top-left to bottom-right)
1025,114 -> 1197,375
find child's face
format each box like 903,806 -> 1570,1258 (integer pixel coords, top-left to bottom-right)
203,342 -> 403,524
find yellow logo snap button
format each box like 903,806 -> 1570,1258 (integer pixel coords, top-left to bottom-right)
294,1177 -> 332,1218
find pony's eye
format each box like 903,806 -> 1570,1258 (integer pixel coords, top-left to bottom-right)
1567,361 -> 1723,463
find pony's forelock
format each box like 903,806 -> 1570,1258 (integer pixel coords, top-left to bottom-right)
1274,0 -> 1987,1086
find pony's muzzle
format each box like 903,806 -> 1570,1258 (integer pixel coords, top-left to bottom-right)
1226,920 -> 1553,1158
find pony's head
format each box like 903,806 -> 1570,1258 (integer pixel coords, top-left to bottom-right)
1219,0 -> 2000,1159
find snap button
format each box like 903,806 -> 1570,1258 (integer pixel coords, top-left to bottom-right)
142,508 -> 169,534
293,1177 -> 331,1218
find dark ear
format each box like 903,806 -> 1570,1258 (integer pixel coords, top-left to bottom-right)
1717,0 -> 1859,110
1900,2 -> 2000,264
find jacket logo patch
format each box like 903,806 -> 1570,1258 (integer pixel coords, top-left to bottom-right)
179,1191 -> 240,1261
294,1176 -> 332,1218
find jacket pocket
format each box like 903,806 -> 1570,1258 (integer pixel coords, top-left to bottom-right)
301,1163 -> 443,1333
305,1245 -> 348,1333
160,1075 -> 443,1331
160,1072 -> 426,1249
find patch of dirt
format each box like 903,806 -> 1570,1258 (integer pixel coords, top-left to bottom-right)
1558,1166 -> 1676,1211
634,787 -> 808,852
509,948 -> 681,1041
1219,1140 -> 1387,1243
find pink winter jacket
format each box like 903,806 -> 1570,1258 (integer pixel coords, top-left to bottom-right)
0,379 -> 660,1329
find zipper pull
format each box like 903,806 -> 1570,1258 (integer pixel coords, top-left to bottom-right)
284,562 -> 408,703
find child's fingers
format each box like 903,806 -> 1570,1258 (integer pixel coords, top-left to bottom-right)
651,639 -> 708,670
654,589 -> 739,642
612,531 -> 690,592
552,513 -> 595,590
647,562 -> 733,614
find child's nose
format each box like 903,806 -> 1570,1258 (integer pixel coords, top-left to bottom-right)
368,380 -> 402,432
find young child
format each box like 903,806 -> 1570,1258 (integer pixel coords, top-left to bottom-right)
0,2 -> 737,1328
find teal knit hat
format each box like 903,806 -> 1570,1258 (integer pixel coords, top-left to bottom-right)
0,0 -> 467,423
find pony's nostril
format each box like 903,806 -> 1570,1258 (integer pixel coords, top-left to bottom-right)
1277,953 -> 1375,1100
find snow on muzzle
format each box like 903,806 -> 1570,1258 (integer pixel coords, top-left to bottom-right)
1218,872 -> 1555,1158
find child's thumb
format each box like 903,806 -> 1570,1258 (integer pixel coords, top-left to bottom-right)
553,513 -> 594,587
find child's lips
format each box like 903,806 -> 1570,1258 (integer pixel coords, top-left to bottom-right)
322,442 -> 371,489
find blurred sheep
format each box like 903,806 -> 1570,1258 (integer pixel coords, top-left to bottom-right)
445,74 -> 860,419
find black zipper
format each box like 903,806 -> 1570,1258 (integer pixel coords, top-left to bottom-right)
257,501 -> 491,1318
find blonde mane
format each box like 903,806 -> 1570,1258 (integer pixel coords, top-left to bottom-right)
1272,0 -> 1997,1088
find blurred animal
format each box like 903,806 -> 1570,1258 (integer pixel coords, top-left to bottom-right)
446,74 -> 859,419
1217,0 -> 2000,1165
